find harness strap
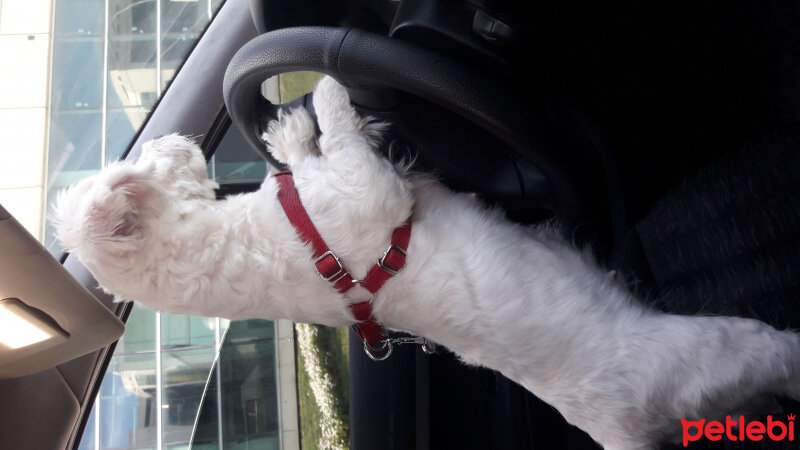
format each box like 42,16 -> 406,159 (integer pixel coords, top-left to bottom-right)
274,171 -> 411,347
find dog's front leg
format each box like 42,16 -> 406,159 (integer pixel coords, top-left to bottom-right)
263,77 -> 415,283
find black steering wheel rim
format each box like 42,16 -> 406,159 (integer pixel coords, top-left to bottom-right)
223,26 -> 610,236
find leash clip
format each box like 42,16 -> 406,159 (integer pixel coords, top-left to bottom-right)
364,335 -> 436,362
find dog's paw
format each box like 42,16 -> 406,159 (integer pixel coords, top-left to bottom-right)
313,76 -> 351,116
262,107 -> 319,166
138,134 -> 217,200
140,134 -> 203,168
53,163 -> 164,257
312,76 -> 388,157
312,76 -> 363,138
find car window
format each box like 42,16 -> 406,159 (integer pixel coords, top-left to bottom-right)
44,0 -> 225,257
78,71 -> 351,450
79,307 -> 284,450
1,2 -> 349,449
40,0 -> 229,449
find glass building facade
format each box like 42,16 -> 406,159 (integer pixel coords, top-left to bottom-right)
79,310 -> 281,450
38,0 -> 349,445
43,1 -> 286,449
45,0 -> 224,254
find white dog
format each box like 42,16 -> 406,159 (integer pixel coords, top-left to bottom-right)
55,76 -> 800,450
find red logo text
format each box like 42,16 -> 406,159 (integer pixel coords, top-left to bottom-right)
681,414 -> 795,447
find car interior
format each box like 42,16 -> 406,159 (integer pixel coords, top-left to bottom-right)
1,0 -> 799,449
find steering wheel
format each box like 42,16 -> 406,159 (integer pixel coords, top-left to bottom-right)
223,26 -> 616,242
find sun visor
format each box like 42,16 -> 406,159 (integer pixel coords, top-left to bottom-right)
0,204 -> 124,378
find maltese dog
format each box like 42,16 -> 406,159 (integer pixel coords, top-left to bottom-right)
55,76 -> 800,450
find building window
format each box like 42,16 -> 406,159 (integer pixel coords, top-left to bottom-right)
78,308 -> 282,450
45,0 -> 224,256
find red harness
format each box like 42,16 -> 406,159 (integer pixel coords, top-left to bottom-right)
274,171 -> 411,350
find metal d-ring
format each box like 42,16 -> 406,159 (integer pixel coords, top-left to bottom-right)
364,340 -> 393,361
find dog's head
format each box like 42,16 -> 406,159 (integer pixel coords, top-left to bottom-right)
53,160 -> 165,265
53,135 -> 216,273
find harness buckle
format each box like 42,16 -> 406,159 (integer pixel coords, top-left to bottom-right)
378,244 -> 408,275
314,250 -> 346,281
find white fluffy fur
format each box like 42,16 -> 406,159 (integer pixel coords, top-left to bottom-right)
54,76 -> 800,450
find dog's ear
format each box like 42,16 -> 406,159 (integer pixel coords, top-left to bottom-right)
55,165 -> 164,255
89,172 -> 158,238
